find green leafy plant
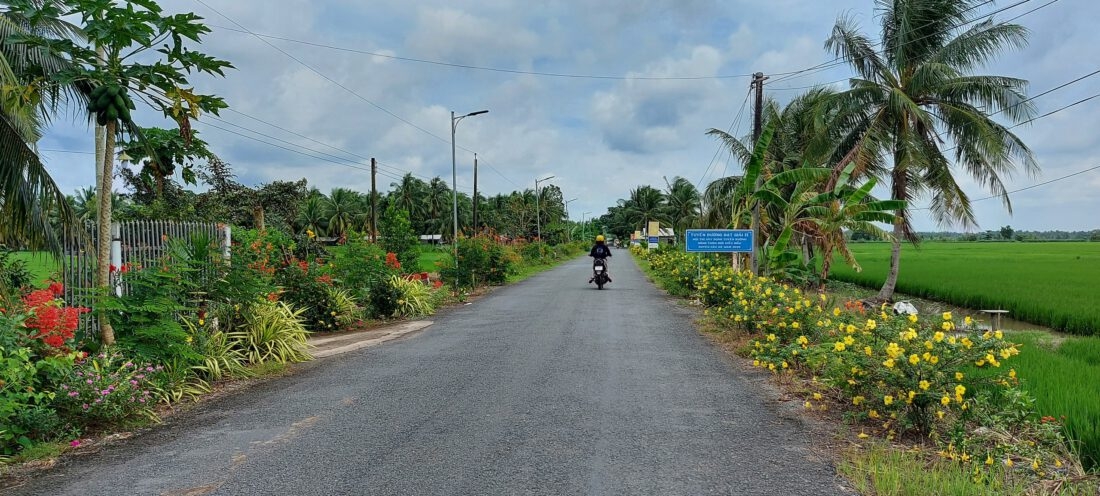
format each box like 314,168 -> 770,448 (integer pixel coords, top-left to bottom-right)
389,276 -> 437,317
51,351 -> 161,429
99,263 -> 200,366
229,300 -> 311,364
379,205 -> 420,271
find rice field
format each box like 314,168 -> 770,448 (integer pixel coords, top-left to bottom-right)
1006,332 -> 1100,471
829,242 -> 1100,335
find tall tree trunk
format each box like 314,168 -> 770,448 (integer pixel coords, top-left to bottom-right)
876,222 -> 903,301
96,121 -> 116,345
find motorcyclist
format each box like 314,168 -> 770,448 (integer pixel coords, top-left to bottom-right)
589,234 -> 612,283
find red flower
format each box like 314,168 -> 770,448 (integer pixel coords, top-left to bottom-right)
109,264 -> 118,273
20,289 -> 87,349
432,280 -> 443,289
47,281 -> 64,297
385,252 -> 401,270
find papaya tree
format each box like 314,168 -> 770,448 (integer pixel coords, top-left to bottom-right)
6,0 -> 232,344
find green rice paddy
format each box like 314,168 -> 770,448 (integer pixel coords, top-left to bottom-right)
829,242 -> 1100,335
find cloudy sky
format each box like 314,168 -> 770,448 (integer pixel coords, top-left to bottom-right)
37,0 -> 1100,232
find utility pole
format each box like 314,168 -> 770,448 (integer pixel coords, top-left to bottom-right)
472,153 -> 478,235
750,71 -> 767,275
371,157 -> 378,243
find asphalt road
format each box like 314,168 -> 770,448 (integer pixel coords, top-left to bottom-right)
12,251 -> 846,495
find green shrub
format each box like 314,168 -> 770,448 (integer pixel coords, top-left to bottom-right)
51,351 -> 161,429
389,276 -> 440,317
440,237 -> 515,288
230,300 -> 311,364
379,206 -> 419,271
100,263 -> 201,366
273,257 -> 341,332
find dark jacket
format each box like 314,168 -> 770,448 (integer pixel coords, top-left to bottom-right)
589,243 -> 612,259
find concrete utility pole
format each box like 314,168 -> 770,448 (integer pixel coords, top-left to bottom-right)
750,72 -> 767,275
371,157 -> 378,243
472,153 -> 478,234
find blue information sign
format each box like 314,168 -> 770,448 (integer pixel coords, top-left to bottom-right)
684,229 -> 753,253
647,236 -> 659,244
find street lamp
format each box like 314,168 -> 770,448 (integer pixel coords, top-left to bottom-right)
582,211 -> 592,240
451,109 -> 488,265
564,198 -> 577,242
534,175 -> 555,241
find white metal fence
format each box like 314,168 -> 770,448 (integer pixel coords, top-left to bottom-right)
63,220 -> 230,339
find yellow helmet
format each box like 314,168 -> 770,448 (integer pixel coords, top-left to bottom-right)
596,235 -> 605,242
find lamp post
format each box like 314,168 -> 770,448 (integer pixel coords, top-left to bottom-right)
534,175 -> 555,241
582,211 -> 591,240
564,198 -> 577,242
451,109 -> 488,265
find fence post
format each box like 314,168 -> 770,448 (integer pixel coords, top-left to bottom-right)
110,222 -> 122,297
222,225 -> 232,262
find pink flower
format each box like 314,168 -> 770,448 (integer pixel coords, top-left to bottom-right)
130,380 -> 138,386
68,391 -> 79,397
70,440 -> 81,447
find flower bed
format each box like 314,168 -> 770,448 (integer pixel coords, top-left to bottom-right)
634,246 -> 1090,487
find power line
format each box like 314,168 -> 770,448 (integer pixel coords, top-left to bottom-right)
193,0 -> 454,150
196,0 -> 523,188
698,89 -> 751,188
911,164 -> 1100,210
208,23 -> 757,81
771,0 -> 1053,86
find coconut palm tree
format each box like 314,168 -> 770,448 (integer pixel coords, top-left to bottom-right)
324,188 -> 360,238
296,195 -> 328,236
0,2 -> 84,253
423,177 -> 450,234
663,176 -> 700,242
622,185 -> 667,232
390,173 -> 427,225
825,0 -> 1037,301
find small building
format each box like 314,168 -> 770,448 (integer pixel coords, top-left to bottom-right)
419,234 -> 443,245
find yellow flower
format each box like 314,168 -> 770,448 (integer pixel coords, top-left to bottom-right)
781,361 -> 789,369
833,307 -> 841,317
941,395 -> 951,406
804,401 -> 812,409
813,392 -> 822,400
908,354 -> 920,365
1008,369 -> 1016,379
834,342 -> 847,352
857,431 -> 869,439
1031,459 -> 1040,470
943,311 -> 953,321
852,396 -> 865,406
185,335 -> 193,344
868,409 -> 880,419
198,318 -> 205,326
961,337 -> 973,349
768,363 -> 776,371
1004,458 -> 1013,468
1055,458 -> 1063,468
941,321 -> 953,331
843,335 -> 856,346
933,331 -> 945,342
919,380 -> 930,390
908,314 -> 918,323
797,335 -> 809,346
928,355 -> 939,364
986,455 -> 994,465
994,330 -> 1004,340
863,346 -> 873,356
846,324 -> 857,334
865,319 -> 877,330
766,334 -> 777,342
882,359 -> 895,369
907,390 -> 916,403
791,321 -> 800,329
936,410 -> 945,420
752,360 -> 760,367
883,395 -> 894,406
956,372 -> 965,381
964,316 -> 973,327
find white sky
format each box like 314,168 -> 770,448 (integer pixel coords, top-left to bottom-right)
36,0 -> 1100,232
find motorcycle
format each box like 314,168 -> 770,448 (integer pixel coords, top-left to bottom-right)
592,257 -> 610,290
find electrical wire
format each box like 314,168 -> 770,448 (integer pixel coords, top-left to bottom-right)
697,89 -> 751,188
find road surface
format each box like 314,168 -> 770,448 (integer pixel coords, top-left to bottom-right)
10,251 -> 846,495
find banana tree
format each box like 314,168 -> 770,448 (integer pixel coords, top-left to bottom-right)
7,0 -> 231,344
